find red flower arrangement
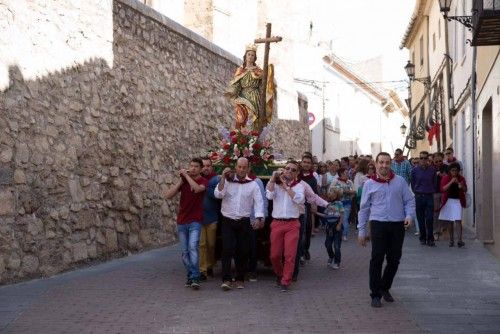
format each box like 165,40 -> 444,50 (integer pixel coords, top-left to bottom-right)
209,128 -> 274,168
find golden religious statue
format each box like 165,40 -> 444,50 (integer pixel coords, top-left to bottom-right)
225,44 -> 275,131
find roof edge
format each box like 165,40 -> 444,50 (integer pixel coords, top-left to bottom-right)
399,0 -> 428,50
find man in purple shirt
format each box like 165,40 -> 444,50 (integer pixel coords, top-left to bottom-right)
358,152 -> 415,308
410,151 -> 437,247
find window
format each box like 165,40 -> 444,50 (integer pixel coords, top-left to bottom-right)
433,33 -> 436,51
438,19 -> 441,39
412,51 -> 415,65
419,36 -> 424,66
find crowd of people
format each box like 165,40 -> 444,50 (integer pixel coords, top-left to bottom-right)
164,147 -> 468,308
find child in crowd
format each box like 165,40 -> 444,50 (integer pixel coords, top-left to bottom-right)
316,189 -> 344,269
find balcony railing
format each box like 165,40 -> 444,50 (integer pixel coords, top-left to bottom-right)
472,0 -> 500,46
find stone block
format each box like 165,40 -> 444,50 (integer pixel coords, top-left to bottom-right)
40,265 -> 58,277
60,223 -> 71,234
74,209 -> 96,231
72,242 -> 88,261
0,189 -> 15,216
115,218 -> 126,233
96,230 -> 106,245
0,167 -> 13,185
62,251 -> 72,265
87,243 -> 97,259
7,253 -> 21,270
0,255 -> 5,276
46,230 -> 56,239
0,147 -> 13,163
13,169 -> 26,184
27,218 -> 44,236
105,229 -> 118,251
128,233 -> 139,249
68,176 -> 85,203
59,206 -> 70,220
15,143 -> 29,164
21,255 -> 39,274
110,166 -> 120,177
131,191 -> 144,208
113,190 -> 130,210
139,230 -> 151,246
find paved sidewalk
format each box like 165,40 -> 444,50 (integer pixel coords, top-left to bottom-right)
1,227 -> 499,334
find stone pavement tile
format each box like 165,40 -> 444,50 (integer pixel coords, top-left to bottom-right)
395,230 -> 500,334
1,226 -> 499,334
1,229 -> 421,334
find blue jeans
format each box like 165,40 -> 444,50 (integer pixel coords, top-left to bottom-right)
324,225 -> 342,264
342,204 -> 352,238
415,193 -> 434,242
177,222 -> 201,280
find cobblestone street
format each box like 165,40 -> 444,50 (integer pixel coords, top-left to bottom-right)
1,228 -> 499,334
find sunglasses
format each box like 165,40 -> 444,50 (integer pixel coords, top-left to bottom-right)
285,167 -> 298,172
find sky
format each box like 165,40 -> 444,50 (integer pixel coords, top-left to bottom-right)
307,0 -> 416,92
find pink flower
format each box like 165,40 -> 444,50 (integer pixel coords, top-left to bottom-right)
262,140 -> 271,148
262,153 -> 271,161
243,148 -> 251,157
233,147 -> 241,157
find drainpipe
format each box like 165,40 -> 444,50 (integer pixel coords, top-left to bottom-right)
443,15 -> 453,152
425,15 -> 433,150
471,45 -> 477,229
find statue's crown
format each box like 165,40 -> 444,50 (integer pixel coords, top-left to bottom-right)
245,44 -> 257,52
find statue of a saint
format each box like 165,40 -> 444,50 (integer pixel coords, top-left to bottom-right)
225,44 -> 274,131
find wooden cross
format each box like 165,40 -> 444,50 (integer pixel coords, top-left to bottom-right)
254,23 -> 282,132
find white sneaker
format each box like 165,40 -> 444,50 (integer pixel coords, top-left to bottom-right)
343,236 -> 347,241
414,232 -> 419,236
331,263 -> 340,270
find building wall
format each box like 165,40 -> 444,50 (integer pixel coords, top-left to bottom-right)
0,0 -> 310,284
475,46 -> 500,258
406,13 -> 432,155
304,63 -> 407,161
447,0 -> 474,228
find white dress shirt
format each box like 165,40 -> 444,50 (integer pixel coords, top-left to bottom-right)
266,182 -> 305,219
214,176 -> 264,220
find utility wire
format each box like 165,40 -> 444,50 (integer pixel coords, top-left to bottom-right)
294,78 -> 408,85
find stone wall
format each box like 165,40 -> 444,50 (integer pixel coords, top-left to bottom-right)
0,0 -> 309,284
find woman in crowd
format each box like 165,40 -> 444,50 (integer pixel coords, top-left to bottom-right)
438,162 -> 468,247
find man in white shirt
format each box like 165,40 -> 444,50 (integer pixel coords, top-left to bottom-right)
214,157 -> 264,291
266,160 -> 305,291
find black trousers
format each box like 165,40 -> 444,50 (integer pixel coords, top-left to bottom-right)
415,193 -> 434,242
303,204 -> 313,252
369,221 -> 405,298
221,217 -> 251,282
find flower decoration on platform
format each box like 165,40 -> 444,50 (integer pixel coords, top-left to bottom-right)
209,127 -> 274,168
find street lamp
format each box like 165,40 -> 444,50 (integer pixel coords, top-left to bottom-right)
404,61 -> 415,80
404,61 -> 431,91
439,0 -> 474,30
400,123 -> 407,136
